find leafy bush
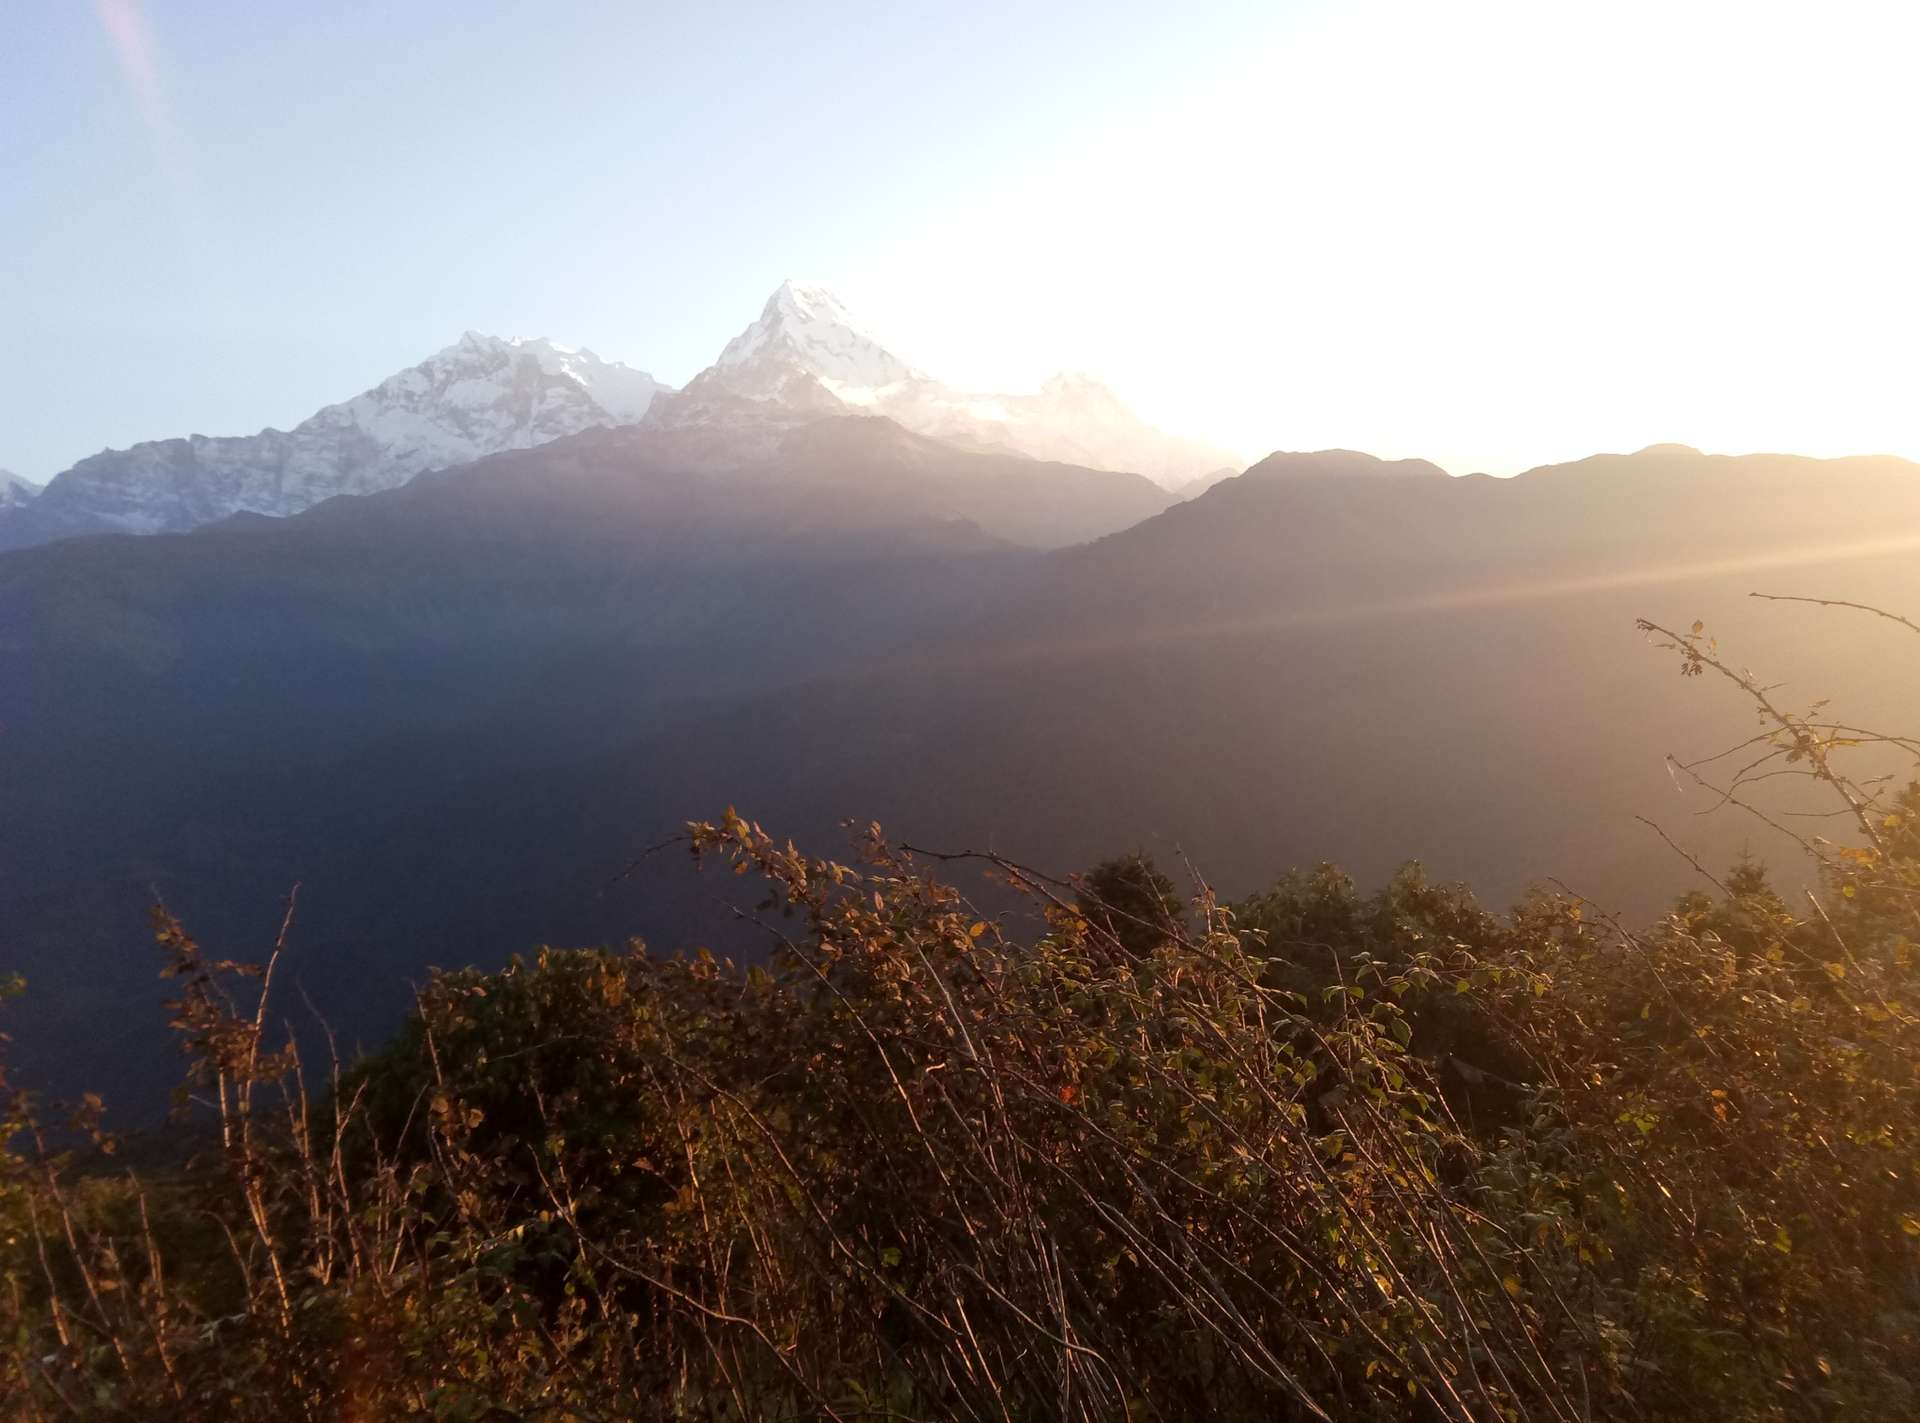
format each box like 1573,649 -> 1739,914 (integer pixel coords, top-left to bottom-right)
4,606 -> 1917,1420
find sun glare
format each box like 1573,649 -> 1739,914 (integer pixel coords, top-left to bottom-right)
853,0 -> 1920,474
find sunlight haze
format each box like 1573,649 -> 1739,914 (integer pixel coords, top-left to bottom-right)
9,6 -> 1920,1412
4,0 -> 1916,477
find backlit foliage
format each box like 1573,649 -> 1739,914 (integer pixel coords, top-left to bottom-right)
3,608 -> 1917,1420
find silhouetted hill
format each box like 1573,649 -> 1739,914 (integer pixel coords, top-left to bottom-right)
5,440 -> 1918,1118
0,416 -> 1070,1108
998,445 -> 1920,638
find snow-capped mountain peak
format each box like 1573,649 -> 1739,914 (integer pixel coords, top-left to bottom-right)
669,283 -> 1241,489
716,279 -> 923,390
0,334 -> 671,549
2,278 -> 1245,553
414,332 -> 665,424
764,279 -> 850,329
263,331 -> 671,499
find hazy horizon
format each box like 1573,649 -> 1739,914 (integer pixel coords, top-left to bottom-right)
7,0 -> 1918,481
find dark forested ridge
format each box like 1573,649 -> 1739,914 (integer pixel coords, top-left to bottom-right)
4,424 -> 1920,1419
3,433 -> 1919,1118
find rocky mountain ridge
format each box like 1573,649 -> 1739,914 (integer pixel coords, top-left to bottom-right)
0,335 -> 667,550
2,282 -> 1236,551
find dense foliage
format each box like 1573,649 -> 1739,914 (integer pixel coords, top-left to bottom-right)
4,613 -> 1917,1421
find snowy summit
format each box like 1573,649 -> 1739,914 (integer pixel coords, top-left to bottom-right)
1,335 -> 668,548
717,280 -> 923,392
0,278 -> 1241,552
681,280 -> 1239,489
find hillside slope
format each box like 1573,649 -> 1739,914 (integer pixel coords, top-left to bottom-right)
5,443 -> 1919,1115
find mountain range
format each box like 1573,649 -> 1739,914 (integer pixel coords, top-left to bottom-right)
6,279 -> 1920,1121
0,282 -> 1233,552
0,335 -> 667,550
665,281 -> 1240,487
5,412 -> 1918,1118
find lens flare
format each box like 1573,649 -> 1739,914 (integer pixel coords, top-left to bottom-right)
94,0 -> 190,192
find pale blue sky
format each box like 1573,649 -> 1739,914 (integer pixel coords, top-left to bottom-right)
5,1 -> 1917,479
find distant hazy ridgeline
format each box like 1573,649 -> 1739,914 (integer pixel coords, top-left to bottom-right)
3,432 -> 1916,1114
